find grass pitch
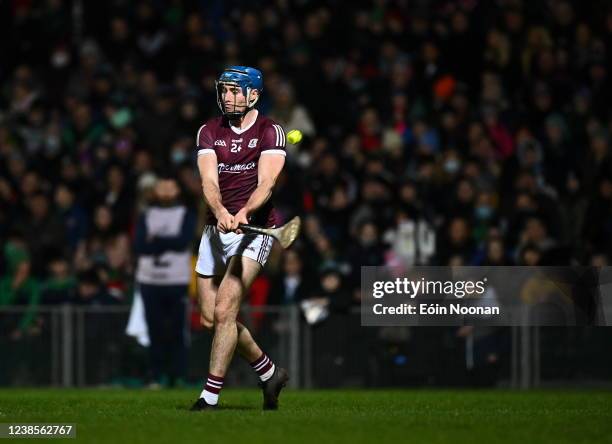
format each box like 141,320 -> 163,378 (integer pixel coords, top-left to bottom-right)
0,389 -> 611,444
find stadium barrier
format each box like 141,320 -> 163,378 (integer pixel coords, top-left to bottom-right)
1,306 -> 611,388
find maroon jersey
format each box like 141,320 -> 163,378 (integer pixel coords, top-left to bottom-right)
197,111 -> 286,227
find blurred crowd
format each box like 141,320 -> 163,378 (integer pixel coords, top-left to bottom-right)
1,0 -> 612,336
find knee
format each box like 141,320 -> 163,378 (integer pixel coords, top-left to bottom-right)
213,305 -> 236,326
200,314 -> 214,331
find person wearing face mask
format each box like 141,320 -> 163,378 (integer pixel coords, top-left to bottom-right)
133,174 -> 197,388
443,157 -> 462,175
170,145 -> 188,165
472,191 -> 499,243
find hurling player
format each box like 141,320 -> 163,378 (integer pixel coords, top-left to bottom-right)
190,66 -> 289,411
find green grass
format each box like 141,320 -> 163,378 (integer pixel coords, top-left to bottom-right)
0,389 -> 611,444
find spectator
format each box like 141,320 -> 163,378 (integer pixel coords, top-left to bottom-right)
20,192 -> 65,277
73,269 -> 116,306
436,217 -> 476,265
74,204 -> 131,300
303,265 -> 351,317
480,235 -> 512,266
268,81 -> 316,157
269,250 -> 311,306
348,221 -> 385,288
40,254 -> 76,305
99,164 -> 134,229
0,231 -> 40,340
134,176 -> 196,387
0,0 -> 609,310
54,182 -> 88,253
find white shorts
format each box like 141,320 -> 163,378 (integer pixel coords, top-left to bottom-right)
195,225 -> 274,276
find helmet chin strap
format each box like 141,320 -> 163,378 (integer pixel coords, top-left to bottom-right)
246,87 -> 260,108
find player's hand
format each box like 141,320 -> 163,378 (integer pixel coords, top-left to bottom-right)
216,209 -> 234,233
232,208 -> 250,234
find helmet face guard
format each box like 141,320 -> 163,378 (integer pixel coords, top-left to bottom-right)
215,81 -> 257,120
215,66 -> 263,119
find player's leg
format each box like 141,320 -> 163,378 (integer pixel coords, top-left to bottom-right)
209,255 -> 262,373
196,256 -> 261,407
198,273 -> 281,398
197,274 -> 263,363
223,233 -> 288,410
192,226 -> 226,409
192,230 -> 288,410
193,226 -> 264,408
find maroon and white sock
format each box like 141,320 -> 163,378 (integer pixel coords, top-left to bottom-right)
250,353 -> 276,382
199,373 -> 224,405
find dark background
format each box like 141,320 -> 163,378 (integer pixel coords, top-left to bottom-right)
1,0 -> 611,388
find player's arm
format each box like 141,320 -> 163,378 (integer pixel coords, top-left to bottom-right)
197,153 -> 234,233
196,124 -> 234,233
246,153 -> 285,213
232,153 -> 285,231
232,123 -> 286,231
